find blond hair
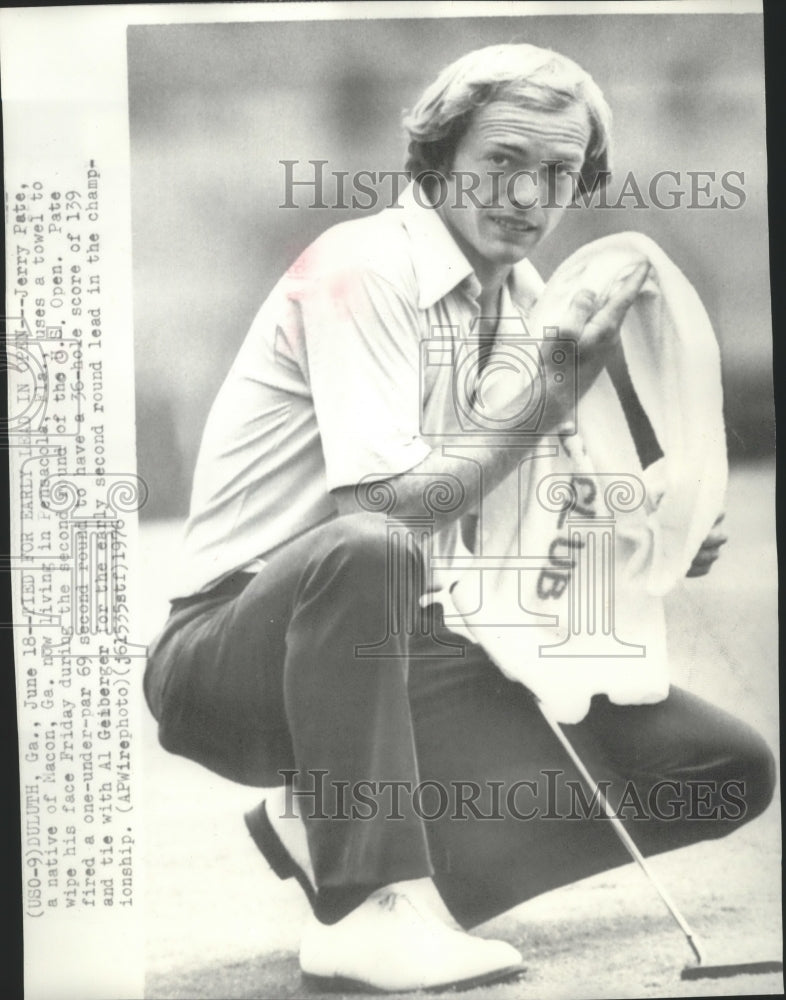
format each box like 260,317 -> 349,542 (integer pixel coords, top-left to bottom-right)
403,43 -> 612,195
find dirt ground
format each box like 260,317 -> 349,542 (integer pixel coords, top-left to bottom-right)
138,460 -> 781,1000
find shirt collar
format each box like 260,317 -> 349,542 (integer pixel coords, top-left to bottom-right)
395,183 -> 476,309
394,183 -> 541,313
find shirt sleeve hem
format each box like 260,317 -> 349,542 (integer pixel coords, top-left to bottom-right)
325,436 -> 432,493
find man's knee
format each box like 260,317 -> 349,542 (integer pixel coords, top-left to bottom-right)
321,512 -> 424,575
733,734 -> 777,825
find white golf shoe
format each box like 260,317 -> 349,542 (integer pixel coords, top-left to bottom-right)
299,877 -> 524,992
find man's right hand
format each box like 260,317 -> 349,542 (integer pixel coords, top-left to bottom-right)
538,257 -> 651,432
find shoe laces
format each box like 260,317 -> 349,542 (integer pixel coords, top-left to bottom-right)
372,885 -> 444,927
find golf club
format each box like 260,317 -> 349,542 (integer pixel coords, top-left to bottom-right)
537,698 -> 782,981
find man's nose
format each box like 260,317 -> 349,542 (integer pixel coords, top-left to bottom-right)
506,170 -> 545,220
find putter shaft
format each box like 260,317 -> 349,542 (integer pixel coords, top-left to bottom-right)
537,699 -> 705,966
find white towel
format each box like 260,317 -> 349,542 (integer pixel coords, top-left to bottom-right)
427,232 -> 727,724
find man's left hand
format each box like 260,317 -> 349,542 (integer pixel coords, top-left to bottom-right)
686,513 -> 727,577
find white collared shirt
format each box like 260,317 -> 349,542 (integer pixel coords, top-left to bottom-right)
175,185 -> 542,596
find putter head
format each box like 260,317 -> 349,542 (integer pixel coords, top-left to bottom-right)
681,959 -> 783,980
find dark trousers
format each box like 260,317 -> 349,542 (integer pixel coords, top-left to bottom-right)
144,513 -> 776,929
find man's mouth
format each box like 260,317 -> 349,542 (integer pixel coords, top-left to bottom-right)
490,216 -> 538,235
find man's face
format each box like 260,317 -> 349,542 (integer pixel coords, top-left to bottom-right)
437,100 -> 591,275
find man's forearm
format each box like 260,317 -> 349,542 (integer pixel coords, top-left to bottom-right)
334,439 -> 544,530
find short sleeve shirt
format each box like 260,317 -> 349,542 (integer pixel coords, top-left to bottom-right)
174,185 -> 542,596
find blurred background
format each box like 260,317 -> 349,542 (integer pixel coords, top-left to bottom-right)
128,12 -> 772,520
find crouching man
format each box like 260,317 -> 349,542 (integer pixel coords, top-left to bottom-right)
144,43 -> 775,993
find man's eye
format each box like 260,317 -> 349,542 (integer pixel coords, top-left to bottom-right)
488,153 -> 510,167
